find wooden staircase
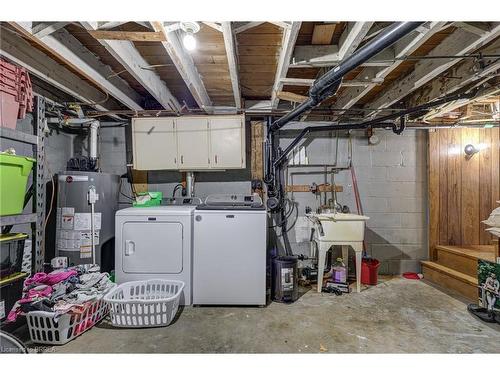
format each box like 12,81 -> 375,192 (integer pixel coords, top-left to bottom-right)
421,245 -> 497,300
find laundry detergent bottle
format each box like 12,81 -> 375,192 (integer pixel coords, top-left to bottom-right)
332,258 -> 347,283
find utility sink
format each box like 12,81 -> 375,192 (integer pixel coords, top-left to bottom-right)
307,212 -> 370,293
308,213 -> 370,242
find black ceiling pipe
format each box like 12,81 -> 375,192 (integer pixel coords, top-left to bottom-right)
272,89 -> 477,168
269,21 -> 424,132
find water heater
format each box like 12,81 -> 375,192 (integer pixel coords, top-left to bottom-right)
55,171 -> 119,270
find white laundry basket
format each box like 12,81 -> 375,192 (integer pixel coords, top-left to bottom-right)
26,296 -> 109,345
104,279 -> 184,328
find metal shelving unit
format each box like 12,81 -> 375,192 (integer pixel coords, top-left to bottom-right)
0,95 -> 46,273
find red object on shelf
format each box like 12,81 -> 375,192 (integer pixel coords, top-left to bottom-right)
0,58 -> 33,129
361,258 -> 380,285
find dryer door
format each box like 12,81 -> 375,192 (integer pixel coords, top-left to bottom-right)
121,221 -> 183,274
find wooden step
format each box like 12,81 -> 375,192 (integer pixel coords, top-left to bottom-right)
435,245 -> 496,277
421,261 -> 478,301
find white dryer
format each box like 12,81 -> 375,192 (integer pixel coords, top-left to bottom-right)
115,205 -> 195,305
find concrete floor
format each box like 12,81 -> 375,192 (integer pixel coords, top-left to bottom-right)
39,277 -> 500,353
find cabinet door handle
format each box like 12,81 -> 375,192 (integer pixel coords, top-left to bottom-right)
181,155 -> 184,164
215,155 -> 218,164
174,157 -> 177,164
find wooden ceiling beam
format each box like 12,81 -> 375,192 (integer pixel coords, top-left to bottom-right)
221,22 -> 242,108
277,91 -> 307,103
234,22 -> 265,34
337,22 -> 374,61
32,22 -> 70,38
86,30 -> 166,42
82,22 -> 181,112
150,21 -> 212,111
202,22 -> 223,32
0,27 -> 118,115
9,22 -> 143,110
332,22 -> 447,115
363,23 -> 500,116
423,82 -> 500,120
271,21 -> 302,109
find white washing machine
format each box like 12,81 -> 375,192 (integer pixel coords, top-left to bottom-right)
193,194 -> 267,305
115,204 -> 195,305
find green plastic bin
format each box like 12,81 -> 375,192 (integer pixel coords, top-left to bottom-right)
0,153 -> 35,216
133,191 -> 163,207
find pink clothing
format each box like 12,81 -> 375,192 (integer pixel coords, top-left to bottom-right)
26,285 -> 53,299
24,269 -> 77,287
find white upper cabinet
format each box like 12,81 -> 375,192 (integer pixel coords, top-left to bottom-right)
176,117 -> 211,169
210,116 -> 245,169
131,115 -> 246,171
132,117 -> 177,170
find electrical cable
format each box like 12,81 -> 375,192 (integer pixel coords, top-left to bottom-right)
172,183 -> 184,197
40,165 -> 55,259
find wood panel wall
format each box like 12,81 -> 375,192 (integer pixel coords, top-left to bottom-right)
428,127 -> 500,259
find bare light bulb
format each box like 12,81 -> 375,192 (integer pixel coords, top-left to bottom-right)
183,33 -> 196,51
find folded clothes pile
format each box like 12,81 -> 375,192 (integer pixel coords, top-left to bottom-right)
483,205 -> 500,238
7,264 -> 115,322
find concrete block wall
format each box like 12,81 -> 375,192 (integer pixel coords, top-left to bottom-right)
278,129 -> 428,274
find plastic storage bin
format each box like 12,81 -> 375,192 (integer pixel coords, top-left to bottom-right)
0,233 -> 28,279
26,296 -> 109,345
0,272 -> 27,322
1,58 -> 33,129
0,153 -> 35,216
104,279 -> 184,328
132,191 -> 163,207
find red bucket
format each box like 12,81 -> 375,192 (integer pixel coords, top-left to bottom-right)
361,258 -> 380,285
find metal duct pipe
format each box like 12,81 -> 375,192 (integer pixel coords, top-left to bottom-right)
269,21 -> 424,132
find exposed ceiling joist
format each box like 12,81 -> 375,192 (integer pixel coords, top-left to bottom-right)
290,46 -> 395,68
86,30 -> 166,42
202,22 -> 223,32
233,22 -> 265,34
81,22 -> 181,112
277,91 -> 307,103
221,22 -> 241,108
0,27 -> 117,115
333,22 -> 447,114
280,76 -> 384,87
337,22 -> 374,61
268,21 -> 292,29
96,21 -> 151,30
424,83 -> 500,120
10,22 -> 143,110
409,41 -> 500,107
271,21 -> 302,109
364,23 -> 500,116
32,22 -> 70,38
453,22 -> 491,36
150,21 -> 212,111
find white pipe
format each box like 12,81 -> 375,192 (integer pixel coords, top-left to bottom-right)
186,172 -> 195,197
87,186 -> 99,265
89,120 -> 99,160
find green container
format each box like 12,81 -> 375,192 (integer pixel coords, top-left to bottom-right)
0,153 -> 35,216
133,191 -> 163,207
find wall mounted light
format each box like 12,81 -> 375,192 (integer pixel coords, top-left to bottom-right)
464,144 -> 479,157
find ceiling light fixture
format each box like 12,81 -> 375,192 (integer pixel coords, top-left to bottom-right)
180,22 -> 200,51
